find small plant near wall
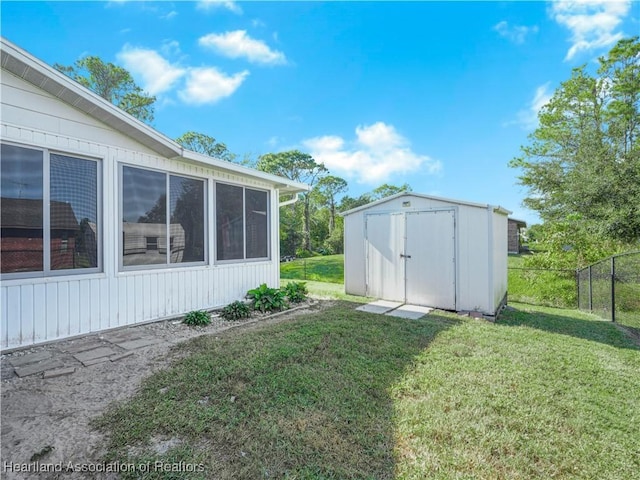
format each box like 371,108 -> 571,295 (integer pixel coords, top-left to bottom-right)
247,284 -> 289,313
284,281 -> 308,303
221,301 -> 251,321
183,310 -> 211,326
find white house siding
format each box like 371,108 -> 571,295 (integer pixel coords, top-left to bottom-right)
1,71 -> 282,350
343,194 -> 509,316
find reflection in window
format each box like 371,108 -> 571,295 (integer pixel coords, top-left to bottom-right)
0,144 -> 44,273
122,166 -> 166,266
216,183 -> 269,262
122,166 -> 206,268
216,183 -> 244,261
50,154 -> 98,270
170,176 -> 205,263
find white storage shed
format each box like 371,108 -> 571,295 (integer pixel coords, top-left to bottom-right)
342,193 -> 510,316
0,38 -> 309,350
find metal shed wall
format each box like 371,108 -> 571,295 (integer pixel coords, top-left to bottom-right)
1,69 -> 283,350
343,193 -> 509,315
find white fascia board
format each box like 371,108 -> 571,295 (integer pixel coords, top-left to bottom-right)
180,150 -> 310,194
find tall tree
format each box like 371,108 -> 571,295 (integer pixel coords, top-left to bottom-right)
370,183 -> 413,200
314,175 -> 348,234
510,37 -> 640,244
257,151 -> 327,253
175,131 -> 236,162
54,57 -> 155,124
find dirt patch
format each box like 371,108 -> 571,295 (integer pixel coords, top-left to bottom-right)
0,300 -> 326,479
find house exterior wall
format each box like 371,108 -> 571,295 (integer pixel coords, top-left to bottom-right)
508,220 -> 521,253
1,70 -> 281,350
343,194 -> 508,315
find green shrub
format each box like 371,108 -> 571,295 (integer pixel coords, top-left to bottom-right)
221,301 -> 252,321
284,281 -> 308,303
247,284 -> 289,313
183,310 -> 211,326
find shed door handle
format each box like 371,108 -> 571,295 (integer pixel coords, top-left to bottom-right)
400,253 -> 411,259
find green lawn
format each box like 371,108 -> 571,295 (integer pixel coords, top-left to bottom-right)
95,302 -> 640,479
508,254 -> 577,308
280,254 -> 345,284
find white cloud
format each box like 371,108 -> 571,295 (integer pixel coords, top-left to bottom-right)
161,10 -> 178,20
179,67 -> 249,105
494,21 -> 539,44
513,82 -> 553,130
199,30 -> 286,65
117,46 -> 185,95
197,0 -> 242,14
549,0 -> 631,60
303,122 -> 442,184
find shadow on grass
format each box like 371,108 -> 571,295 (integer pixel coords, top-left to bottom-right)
499,305 -> 640,351
93,301 -> 459,480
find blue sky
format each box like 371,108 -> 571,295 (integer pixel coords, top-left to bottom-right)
2,1 -> 638,225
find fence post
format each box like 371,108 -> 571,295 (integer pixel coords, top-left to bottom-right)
611,256 -> 616,323
576,270 -> 580,310
589,265 -> 593,312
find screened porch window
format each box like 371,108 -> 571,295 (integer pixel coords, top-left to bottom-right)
216,183 -> 269,262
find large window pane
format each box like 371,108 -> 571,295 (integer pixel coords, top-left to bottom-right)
50,154 -> 98,270
245,189 -> 268,259
170,175 -> 205,263
0,144 -> 44,273
122,166 -> 166,266
216,183 -> 244,261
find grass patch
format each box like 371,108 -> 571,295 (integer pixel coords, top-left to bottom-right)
280,254 -> 344,284
281,278 -> 371,303
508,254 -> 577,308
96,302 -> 640,479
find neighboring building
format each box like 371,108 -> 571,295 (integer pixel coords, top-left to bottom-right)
0,38 -> 308,349
342,192 -> 511,317
508,218 -> 527,254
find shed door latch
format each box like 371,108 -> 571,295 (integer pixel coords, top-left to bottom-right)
400,253 -> 411,259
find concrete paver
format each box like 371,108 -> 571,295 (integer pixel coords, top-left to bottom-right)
385,304 -> 433,319
42,367 -> 76,379
116,338 -> 162,350
356,300 -> 403,315
9,351 -> 52,367
14,359 -> 64,378
73,347 -> 120,365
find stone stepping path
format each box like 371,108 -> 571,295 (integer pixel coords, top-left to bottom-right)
356,300 -> 433,320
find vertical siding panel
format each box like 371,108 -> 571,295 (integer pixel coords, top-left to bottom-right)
20,285 -> 34,346
143,274 -> 151,320
46,283 -> 58,339
33,284 -> 46,343
109,277 -> 118,328
68,280 -> 80,335
79,280 -> 91,333
157,273 -> 166,317
57,282 -> 69,338
2,287 -> 8,348
126,276 -> 135,324
118,278 -> 128,327
134,275 -> 144,323
7,286 -> 21,347
150,273 -> 159,319
90,278 -> 100,332
100,278 -> 110,330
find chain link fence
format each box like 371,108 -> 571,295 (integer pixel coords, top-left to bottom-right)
577,251 -> 640,329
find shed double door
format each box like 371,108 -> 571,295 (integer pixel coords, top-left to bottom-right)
365,210 -> 456,309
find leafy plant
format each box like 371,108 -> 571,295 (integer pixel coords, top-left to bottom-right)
221,301 -> 252,321
247,284 -> 289,313
183,310 -> 211,326
284,281 -> 308,303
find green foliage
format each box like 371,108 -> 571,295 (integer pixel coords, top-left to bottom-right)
175,131 -> 235,162
370,182 -> 412,200
220,300 -> 252,321
510,37 -> 640,244
284,281 -> 308,303
247,283 -> 289,312
183,310 -> 211,326
54,57 -> 155,123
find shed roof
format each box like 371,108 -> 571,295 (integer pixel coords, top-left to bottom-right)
0,37 -> 309,195
340,192 -> 512,217
508,218 -> 527,227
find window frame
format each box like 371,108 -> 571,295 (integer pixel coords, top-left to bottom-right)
0,141 -> 103,280
214,181 -> 271,264
119,163 -> 208,272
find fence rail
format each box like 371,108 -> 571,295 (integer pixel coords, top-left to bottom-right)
577,251 -> 640,329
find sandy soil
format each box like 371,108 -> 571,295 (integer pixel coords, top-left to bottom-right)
1,302 -> 324,480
